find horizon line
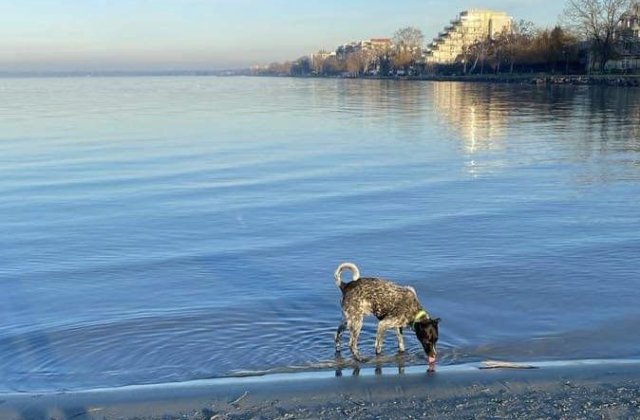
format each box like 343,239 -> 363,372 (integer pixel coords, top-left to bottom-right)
0,69 -> 252,77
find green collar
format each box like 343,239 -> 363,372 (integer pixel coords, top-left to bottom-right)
411,310 -> 429,330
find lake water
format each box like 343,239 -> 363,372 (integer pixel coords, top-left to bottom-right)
1,76 -> 639,393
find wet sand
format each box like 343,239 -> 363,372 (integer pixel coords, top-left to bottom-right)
2,360 -> 640,419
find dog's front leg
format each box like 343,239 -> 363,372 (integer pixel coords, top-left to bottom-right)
375,319 -> 395,355
395,327 -> 405,352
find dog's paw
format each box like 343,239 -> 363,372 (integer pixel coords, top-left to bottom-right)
353,354 -> 367,363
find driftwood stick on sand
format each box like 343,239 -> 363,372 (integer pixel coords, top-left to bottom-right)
230,391 -> 248,406
479,360 -> 538,370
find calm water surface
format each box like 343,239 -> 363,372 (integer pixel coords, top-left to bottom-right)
1,77 -> 639,392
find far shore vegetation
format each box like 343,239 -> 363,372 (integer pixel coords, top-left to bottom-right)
252,0 -> 640,80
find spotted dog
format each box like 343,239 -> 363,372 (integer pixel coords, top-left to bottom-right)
334,262 -> 440,363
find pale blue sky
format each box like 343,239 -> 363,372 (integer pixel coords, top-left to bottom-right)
0,0 -> 566,71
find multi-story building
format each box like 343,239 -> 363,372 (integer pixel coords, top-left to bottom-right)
425,9 -> 512,64
335,38 -> 393,60
311,50 -> 335,63
619,2 -> 640,39
366,38 -> 393,52
607,2 -> 640,71
310,39 -> 393,75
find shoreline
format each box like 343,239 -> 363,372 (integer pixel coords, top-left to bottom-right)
415,74 -> 640,86
2,72 -> 639,87
265,73 -> 640,87
3,359 -> 640,419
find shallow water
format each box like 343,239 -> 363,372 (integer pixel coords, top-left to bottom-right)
1,76 -> 639,393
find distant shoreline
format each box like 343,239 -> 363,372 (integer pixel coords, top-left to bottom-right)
414,74 -> 640,86
0,70 -> 251,78
277,73 -> 640,87
2,72 -> 639,86
415,74 -> 640,86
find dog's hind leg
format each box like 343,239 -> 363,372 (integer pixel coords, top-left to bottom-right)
395,327 -> 406,353
348,317 -> 364,361
335,321 -> 347,352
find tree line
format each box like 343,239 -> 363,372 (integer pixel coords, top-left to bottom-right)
448,21 -> 582,75
253,0 -> 638,77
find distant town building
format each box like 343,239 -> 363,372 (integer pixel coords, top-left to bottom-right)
312,50 -> 335,60
365,38 -> 393,52
311,50 -> 335,64
310,38 -> 394,75
607,2 -> 640,71
425,9 -> 512,64
332,38 -> 391,60
619,2 -> 640,39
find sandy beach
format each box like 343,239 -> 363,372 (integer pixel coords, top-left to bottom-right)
2,360 -> 640,419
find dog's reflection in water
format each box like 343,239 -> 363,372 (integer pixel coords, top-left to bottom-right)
334,352 -> 432,377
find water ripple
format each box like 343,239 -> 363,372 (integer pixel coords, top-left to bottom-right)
1,77 -> 640,392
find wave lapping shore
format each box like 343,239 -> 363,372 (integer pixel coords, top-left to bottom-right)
2,360 -> 640,419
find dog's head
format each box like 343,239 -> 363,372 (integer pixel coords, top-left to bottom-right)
413,317 -> 440,363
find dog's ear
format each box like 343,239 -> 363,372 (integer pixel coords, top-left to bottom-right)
421,317 -> 440,325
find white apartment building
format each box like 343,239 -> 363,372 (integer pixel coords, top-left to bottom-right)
425,9 -> 512,64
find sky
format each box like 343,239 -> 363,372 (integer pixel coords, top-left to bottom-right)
0,0 -> 567,72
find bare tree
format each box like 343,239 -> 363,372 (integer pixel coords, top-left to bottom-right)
495,20 -> 536,73
392,26 -> 424,74
322,56 -> 345,75
457,26 -> 473,74
346,51 -> 368,76
311,51 -> 330,75
374,49 -> 393,76
467,37 -> 491,74
392,49 -> 414,74
393,27 -> 425,51
564,0 -> 633,71
290,57 -> 311,75
548,26 -> 580,73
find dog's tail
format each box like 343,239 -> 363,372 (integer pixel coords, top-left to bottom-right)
334,262 -> 360,289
